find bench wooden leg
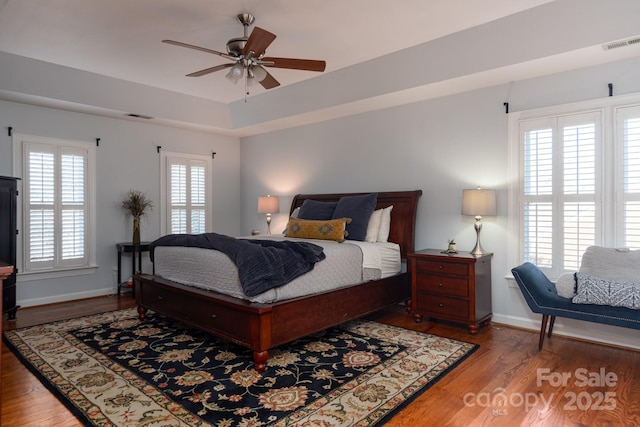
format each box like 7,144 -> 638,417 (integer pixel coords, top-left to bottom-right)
548,315 -> 556,338
538,314 -> 549,350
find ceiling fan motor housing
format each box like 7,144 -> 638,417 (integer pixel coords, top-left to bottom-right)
226,37 -> 247,57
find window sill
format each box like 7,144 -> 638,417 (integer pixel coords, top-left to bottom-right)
18,265 -> 99,282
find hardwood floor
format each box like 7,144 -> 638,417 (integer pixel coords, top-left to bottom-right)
2,295 -> 639,426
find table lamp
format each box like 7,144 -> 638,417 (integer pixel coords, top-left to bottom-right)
258,195 -> 280,234
461,187 -> 496,256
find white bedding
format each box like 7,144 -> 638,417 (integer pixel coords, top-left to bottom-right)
152,235 -> 401,303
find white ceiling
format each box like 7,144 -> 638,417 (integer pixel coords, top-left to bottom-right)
0,0 -> 554,103
1,0 -> 639,136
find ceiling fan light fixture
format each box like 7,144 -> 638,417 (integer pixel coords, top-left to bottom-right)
225,63 -> 244,83
252,65 -> 267,82
225,71 -> 240,84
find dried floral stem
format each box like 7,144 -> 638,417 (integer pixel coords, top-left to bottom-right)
122,190 -> 153,218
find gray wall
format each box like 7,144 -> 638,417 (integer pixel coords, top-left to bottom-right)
2,54 -> 640,349
0,100 -> 242,305
240,56 -> 640,348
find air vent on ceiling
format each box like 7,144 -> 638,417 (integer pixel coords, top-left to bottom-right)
125,113 -> 153,120
602,36 -> 640,51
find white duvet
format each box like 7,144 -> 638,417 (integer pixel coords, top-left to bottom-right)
152,234 -> 401,303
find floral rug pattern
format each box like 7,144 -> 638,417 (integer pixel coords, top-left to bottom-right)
4,308 -> 477,426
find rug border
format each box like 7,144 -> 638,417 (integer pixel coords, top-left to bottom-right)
3,307 -> 144,426
3,309 -> 480,427
375,337 -> 478,425
3,333 -> 94,425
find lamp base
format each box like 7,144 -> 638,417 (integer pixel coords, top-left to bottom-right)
266,213 -> 272,235
469,216 -> 486,257
470,240 -> 486,257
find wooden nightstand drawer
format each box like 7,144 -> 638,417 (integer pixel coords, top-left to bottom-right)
414,259 -> 469,276
415,294 -> 468,320
415,274 -> 469,297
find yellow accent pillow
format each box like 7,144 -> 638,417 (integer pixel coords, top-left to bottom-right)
285,217 -> 351,242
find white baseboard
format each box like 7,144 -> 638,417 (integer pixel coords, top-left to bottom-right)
492,313 -> 640,351
16,287 -> 117,309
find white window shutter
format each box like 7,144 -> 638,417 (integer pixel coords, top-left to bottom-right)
510,94 -> 640,279
20,138 -> 93,273
161,152 -> 211,235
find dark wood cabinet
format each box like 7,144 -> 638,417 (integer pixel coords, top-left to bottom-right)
0,176 -> 20,319
0,261 -> 13,425
408,249 -> 492,334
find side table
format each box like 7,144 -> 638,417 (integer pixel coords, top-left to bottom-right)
116,242 -> 151,296
408,249 -> 493,334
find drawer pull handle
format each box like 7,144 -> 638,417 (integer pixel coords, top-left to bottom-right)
438,283 -> 443,287
157,296 -> 164,300
211,314 -> 218,319
438,265 -> 443,269
439,303 -> 444,307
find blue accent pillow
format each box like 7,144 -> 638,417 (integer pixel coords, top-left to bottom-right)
332,193 -> 378,241
298,200 -> 338,220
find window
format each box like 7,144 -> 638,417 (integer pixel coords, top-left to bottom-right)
509,94 -> 640,278
13,134 -> 96,276
160,151 -> 212,234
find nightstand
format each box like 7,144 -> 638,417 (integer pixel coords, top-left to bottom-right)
408,249 -> 492,334
116,242 -> 151,296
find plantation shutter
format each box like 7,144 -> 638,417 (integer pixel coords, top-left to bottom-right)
170,161 -> 187,233
520,112 -> 600,275
522,121 -> 554,269
24,142 -> 88,271
190,163 -> 206,234
166,155 -> 209,234
619,105 -> 640,249
559,114 -> 598,271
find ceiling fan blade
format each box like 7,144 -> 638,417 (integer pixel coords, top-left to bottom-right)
260,71 -> 280,89
186,63 -> 232,77
243,27 -> 276,58
261,57 -> 326,72
162,39 -> 232,59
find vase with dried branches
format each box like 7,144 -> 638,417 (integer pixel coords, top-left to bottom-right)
121,190 -> 153,244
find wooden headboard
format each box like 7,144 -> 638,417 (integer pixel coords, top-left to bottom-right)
290,190 -> 422,259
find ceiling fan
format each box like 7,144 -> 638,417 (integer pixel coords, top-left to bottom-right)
163,13 -> 326,90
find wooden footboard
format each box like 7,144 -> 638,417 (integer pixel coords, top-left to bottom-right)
135,272 -> 410,372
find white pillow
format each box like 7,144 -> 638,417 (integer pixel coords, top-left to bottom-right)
555,272 -> 576,298
365,208 -> 383,242
281,207 -> 301,234
377,205 -> 393,242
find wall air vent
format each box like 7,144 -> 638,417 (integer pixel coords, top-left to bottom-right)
602,36 -> 640,51
125,113 -> 153,120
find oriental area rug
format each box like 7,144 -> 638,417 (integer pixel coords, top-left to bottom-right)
4,308 -> 478,426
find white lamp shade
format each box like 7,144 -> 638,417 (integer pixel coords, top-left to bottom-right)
461,188 -> 496,216
252,65 -> 268,82
225,63 -> 244,83
258,195 -> 280,214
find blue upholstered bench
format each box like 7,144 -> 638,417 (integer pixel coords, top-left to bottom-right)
511,262 -> 640,350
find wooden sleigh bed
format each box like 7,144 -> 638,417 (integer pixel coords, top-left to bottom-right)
135,190 -> 422,372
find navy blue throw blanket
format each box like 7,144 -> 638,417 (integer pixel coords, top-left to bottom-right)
149,233 -> 326,297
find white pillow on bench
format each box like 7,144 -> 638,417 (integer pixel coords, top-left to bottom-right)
554,246 -> 640,299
